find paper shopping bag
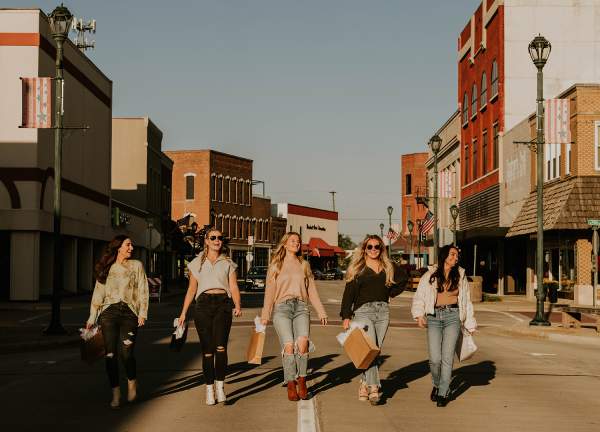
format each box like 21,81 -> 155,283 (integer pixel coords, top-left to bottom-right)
455,331 -> 477,362
80,326 -> 105,365
246,330 -> 265,364
169,320 -> 188,352
343,327 -> 380,369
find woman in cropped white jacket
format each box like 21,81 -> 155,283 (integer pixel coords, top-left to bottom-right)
411,245 -> 476,407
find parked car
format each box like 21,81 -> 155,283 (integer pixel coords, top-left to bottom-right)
246,266 -> 268,291
312,269 -> 325,280
323,268 -> 345,280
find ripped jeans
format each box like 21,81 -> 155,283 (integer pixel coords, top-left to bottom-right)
272,299 -> 311,383
98,302 -> 139,388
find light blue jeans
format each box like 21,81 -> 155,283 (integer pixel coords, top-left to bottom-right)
426,307 -> 461,397
353,301 -> 390,387
272,298 -> 311,383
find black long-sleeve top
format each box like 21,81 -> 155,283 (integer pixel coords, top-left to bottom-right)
340,264 -> 409,319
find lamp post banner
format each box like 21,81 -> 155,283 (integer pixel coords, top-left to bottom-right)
544,98 -> 571,144
21,77 -> 53,128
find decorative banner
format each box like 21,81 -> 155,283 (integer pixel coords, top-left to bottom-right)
421,211 -> 434,234
21,77 -> 52,128
545,98 -> 571,144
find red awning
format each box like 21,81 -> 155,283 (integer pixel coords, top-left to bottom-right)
301,238 -> 345,258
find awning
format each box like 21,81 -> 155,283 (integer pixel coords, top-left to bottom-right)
506,176 -> 600,237
302,237 -> 345,258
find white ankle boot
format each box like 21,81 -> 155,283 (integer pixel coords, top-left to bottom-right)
215,380 -> 226,403
127,379 -> 137,402
110,387 -> 121,408
205,384 -> 216,405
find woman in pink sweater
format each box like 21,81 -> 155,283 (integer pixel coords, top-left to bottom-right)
261,232 -> 328,401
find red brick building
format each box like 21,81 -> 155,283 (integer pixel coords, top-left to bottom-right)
401,153 -> 429,235
165,150 -> 281,276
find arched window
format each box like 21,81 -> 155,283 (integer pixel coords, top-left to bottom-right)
471,83 -> 477,116
246,180 -> 252,205
210,174 -> 216,201
462,92 -> 469,124
232,177 -> 238,203
480,72 -> 487,107
225,176 -> 231,202
491,60 -> 499,97
240,179 -> 245,205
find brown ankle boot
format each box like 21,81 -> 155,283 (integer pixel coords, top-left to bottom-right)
287,381 -> 299,401
297,376 -> 308,400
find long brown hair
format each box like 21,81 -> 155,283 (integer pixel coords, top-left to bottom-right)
268,232 -> 313,282
94,235 -> 130,284
345,234 -> 395,286
429,244 -> 460,292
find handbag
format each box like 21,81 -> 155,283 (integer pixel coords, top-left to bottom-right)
455,328 -> 477,362
80,325 -> 105,365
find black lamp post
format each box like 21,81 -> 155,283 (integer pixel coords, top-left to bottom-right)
379,222 -> 384,239
417,219 -> 423,268
529,34 -> 551,327
387,206 -> 393,259
428,134 -> 442,263
44,3 -> 73,335
450,204 -> 459,246
407,219 -> 414,265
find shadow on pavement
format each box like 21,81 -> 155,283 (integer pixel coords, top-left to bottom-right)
308,355 -> 390,397
451,360 -> 496,400
379,360 -> 430,405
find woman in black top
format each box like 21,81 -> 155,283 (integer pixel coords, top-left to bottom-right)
340,234 -> 408,405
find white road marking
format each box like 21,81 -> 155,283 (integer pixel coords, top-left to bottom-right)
529,353 -> 557,357
327,299 -> 340,303
298,398 -> 318,432
19,313 -> 50,323
479,307 -> 525,323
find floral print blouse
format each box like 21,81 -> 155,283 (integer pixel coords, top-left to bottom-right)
87,260 -> 149,325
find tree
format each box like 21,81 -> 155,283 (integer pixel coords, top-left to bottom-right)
338,233 -> 356,250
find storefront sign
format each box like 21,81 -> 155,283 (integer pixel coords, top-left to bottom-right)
307,224 -> 326,231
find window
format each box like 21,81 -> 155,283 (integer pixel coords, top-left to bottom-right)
480,72 -> 487,107
482,131 -> 488,175
247,181 -> 252,205
185,174 -> 195,200
566,142 -> 572,175
471,84 -> 477,117
211,174 -> 216,201
462,92 -> 469,124
491,60 -> 499,97
232,178 -> 238,203
225,177 -> 231,202
545,142 -> 562,182
240,179 -> 245,204
493,122 -> 499,169
464,144 -> 470,184
472,138 -> 478,180
405,174 -> 412,195
595,121 -> 600,171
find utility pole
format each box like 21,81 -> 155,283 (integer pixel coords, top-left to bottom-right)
329,191 -> 336,211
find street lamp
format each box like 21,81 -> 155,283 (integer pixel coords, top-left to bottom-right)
44,3 -> 73,335
417,219 -> 423,268
407,219 -> 414,265
387,206 -> 393,259
379,222 -> 384,239
529,34 -> 551,327
429,134 -> 442,264
450,204 -> 459,246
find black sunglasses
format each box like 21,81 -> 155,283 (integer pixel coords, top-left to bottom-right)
209,235 -> 224,241
366,244 -> 381,251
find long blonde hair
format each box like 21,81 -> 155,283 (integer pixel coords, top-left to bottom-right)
345,234 -> 395,286
268,232 -> 313,283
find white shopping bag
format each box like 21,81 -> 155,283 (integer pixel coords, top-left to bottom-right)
455,329 -> 477,362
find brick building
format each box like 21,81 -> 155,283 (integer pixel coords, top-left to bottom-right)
456,0 -> 600,293
506,84 -> 600,304
165,150 -> 282,277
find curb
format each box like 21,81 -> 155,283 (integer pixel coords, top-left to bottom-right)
488,324 -> 600,346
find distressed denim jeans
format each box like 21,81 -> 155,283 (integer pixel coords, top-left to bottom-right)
426,307 -> 461,397
353,301 -> 390,387
272,299 -> 311,383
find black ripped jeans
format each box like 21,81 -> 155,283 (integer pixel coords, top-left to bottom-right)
194,293 -> 233,384
98,302 -> 139,388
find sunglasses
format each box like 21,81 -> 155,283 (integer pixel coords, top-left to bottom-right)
366,244 -> 381,251
209,235 -> 224,241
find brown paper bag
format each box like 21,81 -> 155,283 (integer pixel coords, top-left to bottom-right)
246,330 -> 265,364
343,327 -> 380,369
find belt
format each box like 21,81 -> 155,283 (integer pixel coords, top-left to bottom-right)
434,304 -> 458,310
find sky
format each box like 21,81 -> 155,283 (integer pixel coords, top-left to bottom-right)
16,0 -> 479,241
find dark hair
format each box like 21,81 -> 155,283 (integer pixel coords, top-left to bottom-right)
94,235 -> 130,284
429,244 -> 460,292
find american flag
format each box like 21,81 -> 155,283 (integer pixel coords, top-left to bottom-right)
21,77 -> 53,129
545,98 -> 571,144
420,211 -> 434,234
386,229 -> 398,241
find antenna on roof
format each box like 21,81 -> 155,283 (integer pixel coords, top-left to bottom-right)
71,16 -> 96,52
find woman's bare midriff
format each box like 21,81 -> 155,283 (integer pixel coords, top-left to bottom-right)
204,288 -> 227,294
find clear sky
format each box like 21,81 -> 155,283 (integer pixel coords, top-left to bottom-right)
17,0 -> 478,241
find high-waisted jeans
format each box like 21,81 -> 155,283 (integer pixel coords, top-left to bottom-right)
272,298 -> 311,383
98,302 -> 139,388
426,307 -> 461,397
353,301 -> 390,387
194,293 -> 233,385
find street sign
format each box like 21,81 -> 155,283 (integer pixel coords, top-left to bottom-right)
588,219 -> 600,226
